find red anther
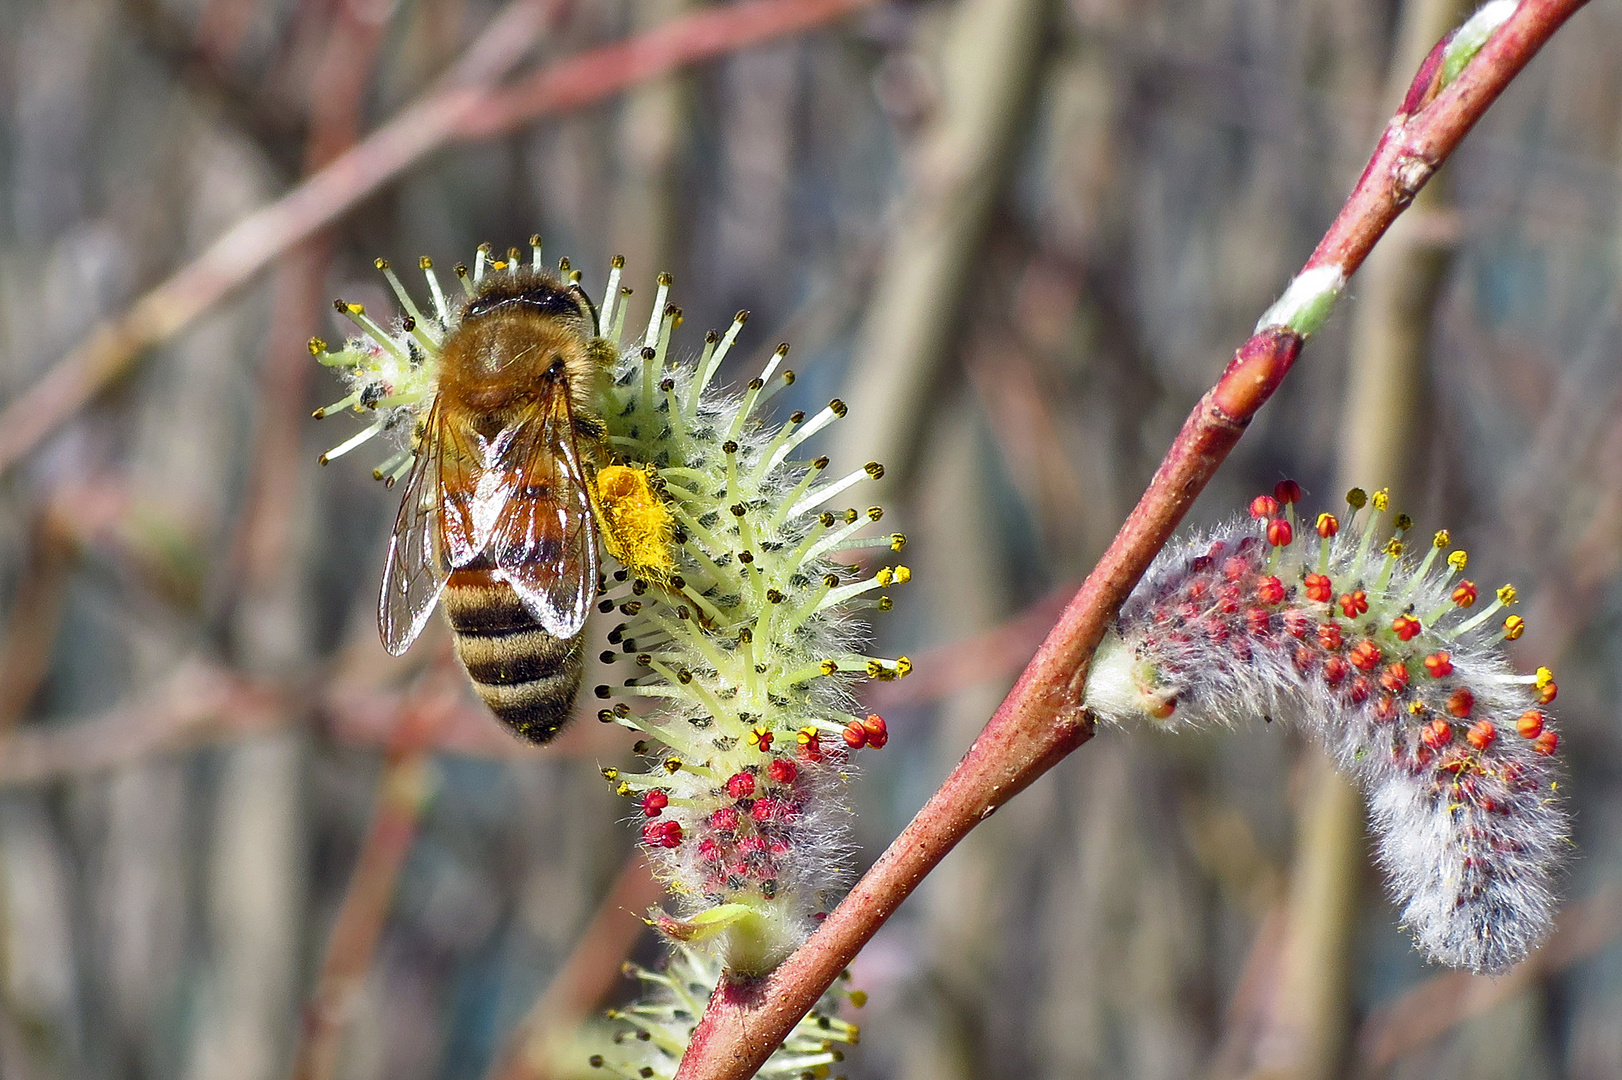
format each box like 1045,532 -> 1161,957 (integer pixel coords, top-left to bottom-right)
1423,652 -> 1453,678
697,837 -> 723,862
1446,688 -> 1475,718
1348,676 -> 1371,704
1323,656 -> 1349,685
1223,557 -> 1251,582
1466,720 -> 1496,750
1316,512 -> 1340,539
1204,617 -> 1230,643
767,759 -> 798,784
862,714 -> 889,749
1255,575 -> 1285,604
1538,681 -> 1558,705
1340,591 -> 1369,618
1452,581 -> 1478,608
1349,639 -> 1382,671
1304,573 -> 1333,603
1317,623 -> 1344,651
842,721 -> 868,749
1516,710 -> 1545,739
726,772 -> 756,799
768,839 -> 791,856
1245,608 -> 1272,636
643,820 -> 683,848
1293,645 -> 1317,672
1533,730 -> 1559,756
1380,662 -> 1409,693
710,806 -> 740,831
1284,610 -> 1311,638
751,797 -> 779,823
737,836 -> 767,856
1185,579 -> 1210,601
1267,518 -> 1294,547
1374,695 -> 1399,723
1249,495 -> 1280,519
1274,480 -> 1302,506
1392,614 -> 1422,641
641,790 -> 669,817
1421,718 -> 1453,750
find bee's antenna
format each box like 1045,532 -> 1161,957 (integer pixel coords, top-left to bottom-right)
571,283 -> 602,336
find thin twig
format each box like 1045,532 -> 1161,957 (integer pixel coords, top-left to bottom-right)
672,3 -> 1592,1076
0,0 -> 881,479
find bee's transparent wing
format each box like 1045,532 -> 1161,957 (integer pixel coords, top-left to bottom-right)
377,398 -> 487,654
491,385 -> 598,639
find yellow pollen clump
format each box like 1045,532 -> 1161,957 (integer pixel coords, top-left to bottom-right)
1372,488 -> 1390,511
1535,666 -> 1555,689
1497,584 -> 1518,605
1433,529 -> 1450,549
1448,550 -> 1469,571
594,464 -> 676,582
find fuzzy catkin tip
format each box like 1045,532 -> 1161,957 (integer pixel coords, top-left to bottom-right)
1084,481 -> 1567,974
590,944 -> 863,1080
313,240 -> 908,975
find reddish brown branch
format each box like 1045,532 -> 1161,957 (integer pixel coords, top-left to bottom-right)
672,2 -> 1591,1077
0,0 -> 881,479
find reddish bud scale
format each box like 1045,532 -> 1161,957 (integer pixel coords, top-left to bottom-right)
1087,489 -> 1567,975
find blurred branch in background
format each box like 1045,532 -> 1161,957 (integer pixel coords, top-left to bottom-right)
0,0 -> 884,481
488,851 -> 665,1080
839,0 -> 1048,488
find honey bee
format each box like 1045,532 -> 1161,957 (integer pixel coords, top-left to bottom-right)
379,268 -> 615,743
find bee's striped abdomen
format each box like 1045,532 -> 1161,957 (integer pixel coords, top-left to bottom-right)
441,563 -> 583,743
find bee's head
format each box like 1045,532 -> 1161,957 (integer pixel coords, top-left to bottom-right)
461,270 -> 598,334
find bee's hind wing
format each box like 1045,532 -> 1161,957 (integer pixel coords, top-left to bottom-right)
378,401 -> 457,655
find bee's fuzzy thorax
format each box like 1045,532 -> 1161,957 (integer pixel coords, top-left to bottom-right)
315,240 -> 908,975
1084,483 -> 1567,974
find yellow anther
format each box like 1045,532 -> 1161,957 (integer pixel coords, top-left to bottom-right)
1346,488 -> 1367,509
1409,700 -> 1427,715
798,726 -> 819,745
346,302 -> 365,315
890,533 -> 907,551
819,659 -> 838,676
848,990 -> 868,1007
876,567 -> 894,587
1433,529 -> 1450,548
865,660 -> 884,678
615,782 -> 631,797
602,768 -> 619,781
1504,615 -> 1525,640
1393,514 -> 1414,532
1448,550 -> 1469,571
1535,666 -> 1555,689
896,656 -> 913,677
1496,584 -> 1518,605
664,758 -> 683,773
1372,488 -> 1390,511
373,257 -> 388,270
307,336 -> 327,355
893,565 -> 912,584
1383,539 -> 1404,557
747,726 -> 771,747
492,259 -> 507,271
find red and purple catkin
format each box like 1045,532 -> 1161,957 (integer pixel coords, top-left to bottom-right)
1083,482 -> 1566,974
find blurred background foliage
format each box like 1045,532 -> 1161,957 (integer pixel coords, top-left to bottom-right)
0,0 -> 1619,1078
